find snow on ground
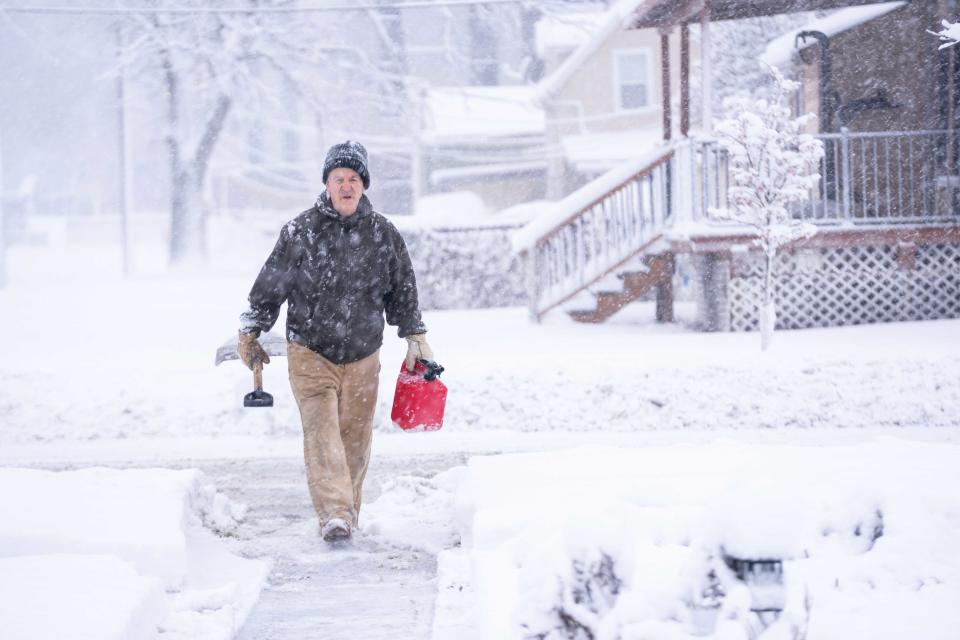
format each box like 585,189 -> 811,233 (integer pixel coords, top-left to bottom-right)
2,232 -> 959,639
4,240 -> 956,457
0,554 -> 165,640
0,467 -> 269,640
422,440 -> 960,639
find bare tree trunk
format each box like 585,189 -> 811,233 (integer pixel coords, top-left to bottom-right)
760,247 -> 776,351
167,94 -> 231,265
156,21 -> 232,267
169,167 -> 206,264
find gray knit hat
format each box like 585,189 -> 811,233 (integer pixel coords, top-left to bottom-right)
322,140 -> 370,188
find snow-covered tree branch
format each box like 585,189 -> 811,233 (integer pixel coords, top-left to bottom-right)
710,66 -> 824,350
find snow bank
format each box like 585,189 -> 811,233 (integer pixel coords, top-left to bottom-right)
434,440 -> 960,639
0,468 -> 269,640
0,554 -> 166,640
0,467 -> 243,588
363,467 -> 465,554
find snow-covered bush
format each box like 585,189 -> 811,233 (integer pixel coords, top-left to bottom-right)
520,551 -> 622,640
710,66 -> 824,350
401,226 -> 526,310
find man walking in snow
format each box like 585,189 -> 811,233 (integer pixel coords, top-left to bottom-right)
237,140 -> 433,542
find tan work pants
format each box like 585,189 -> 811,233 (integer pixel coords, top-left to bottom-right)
287,342 -> 380,528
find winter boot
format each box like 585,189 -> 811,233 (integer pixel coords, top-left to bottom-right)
321,517 -> 352,542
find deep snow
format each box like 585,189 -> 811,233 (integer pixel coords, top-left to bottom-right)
1,228 -> 958,639
0,467 -> 268,640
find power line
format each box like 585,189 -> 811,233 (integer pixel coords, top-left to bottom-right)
0,0 -> 534,15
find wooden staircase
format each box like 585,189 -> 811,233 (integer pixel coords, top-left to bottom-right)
567,253 -> 675,323
514,145 -> 683,322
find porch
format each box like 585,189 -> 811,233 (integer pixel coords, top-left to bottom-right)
515,128 -> 960,330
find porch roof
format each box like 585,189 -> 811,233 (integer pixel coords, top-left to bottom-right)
629,0 -> 908,27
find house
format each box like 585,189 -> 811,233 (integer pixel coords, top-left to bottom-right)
760,2 -> 960,221
534,1 -> 693,197
417,1 -> 688,213
515,0 -> 960,332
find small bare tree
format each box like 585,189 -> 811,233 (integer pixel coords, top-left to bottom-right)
710,66 -> 824,350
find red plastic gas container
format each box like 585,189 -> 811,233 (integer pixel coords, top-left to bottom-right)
391,359 -> 447,431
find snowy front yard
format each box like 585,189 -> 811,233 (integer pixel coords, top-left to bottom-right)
1,243 -> 958,639
426,441 -> 960,640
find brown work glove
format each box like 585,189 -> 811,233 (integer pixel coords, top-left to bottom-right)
404,333 -> 434,372
238,331 -> 270,371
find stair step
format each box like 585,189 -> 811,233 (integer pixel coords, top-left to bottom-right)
567,309 -> 607,323
567,253 -> 675,324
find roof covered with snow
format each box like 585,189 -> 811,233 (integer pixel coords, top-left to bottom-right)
761,1 -> 905,67
533,0 -> 647,104
632,0 -> 903,27
562,127 -> 661,175
423,86 -> 545,143
534,7 -> 608,58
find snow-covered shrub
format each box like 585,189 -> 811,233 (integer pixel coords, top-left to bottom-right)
401,226 -> 526,310
710,65 -> 824,350
521,552 -> 622,640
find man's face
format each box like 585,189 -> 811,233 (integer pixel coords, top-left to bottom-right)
326,167 -> 365,217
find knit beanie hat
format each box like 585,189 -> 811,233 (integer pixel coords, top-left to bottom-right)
322,140 -> 370,188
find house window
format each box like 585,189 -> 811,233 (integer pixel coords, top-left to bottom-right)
615,50 -> 651,111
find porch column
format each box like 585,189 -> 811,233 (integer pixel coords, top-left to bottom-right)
680,22 -> 690,137
660,28 -> 672,141
656,253 -> 676,323
0,121 -> 5,288
700,3 -> 712,132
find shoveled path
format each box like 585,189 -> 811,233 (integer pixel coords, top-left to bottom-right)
200,454 -> 467,640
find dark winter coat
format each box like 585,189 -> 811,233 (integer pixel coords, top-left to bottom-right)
240,193 -> 426,364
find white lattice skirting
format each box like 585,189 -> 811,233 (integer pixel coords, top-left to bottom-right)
728,244 -> 960,331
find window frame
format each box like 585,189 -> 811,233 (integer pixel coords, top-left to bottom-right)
612,48 -> 654,113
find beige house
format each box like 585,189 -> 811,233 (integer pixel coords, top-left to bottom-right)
534,5 -> 694,197
419,1 -> 693,212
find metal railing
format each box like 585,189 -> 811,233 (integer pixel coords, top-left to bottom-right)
523,149 -> 674,319
694,128 -> 960,225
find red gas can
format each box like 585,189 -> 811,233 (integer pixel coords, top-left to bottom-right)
391,359 -> 447,431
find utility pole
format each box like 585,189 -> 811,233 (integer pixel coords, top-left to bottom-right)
115,23 -> 131,276
0,121 -> 7,289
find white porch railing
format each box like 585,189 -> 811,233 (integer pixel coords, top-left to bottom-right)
514,146 -> 677,320
694,128 -> 960,224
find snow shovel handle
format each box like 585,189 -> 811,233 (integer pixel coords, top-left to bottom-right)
253,360 -> 263,392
